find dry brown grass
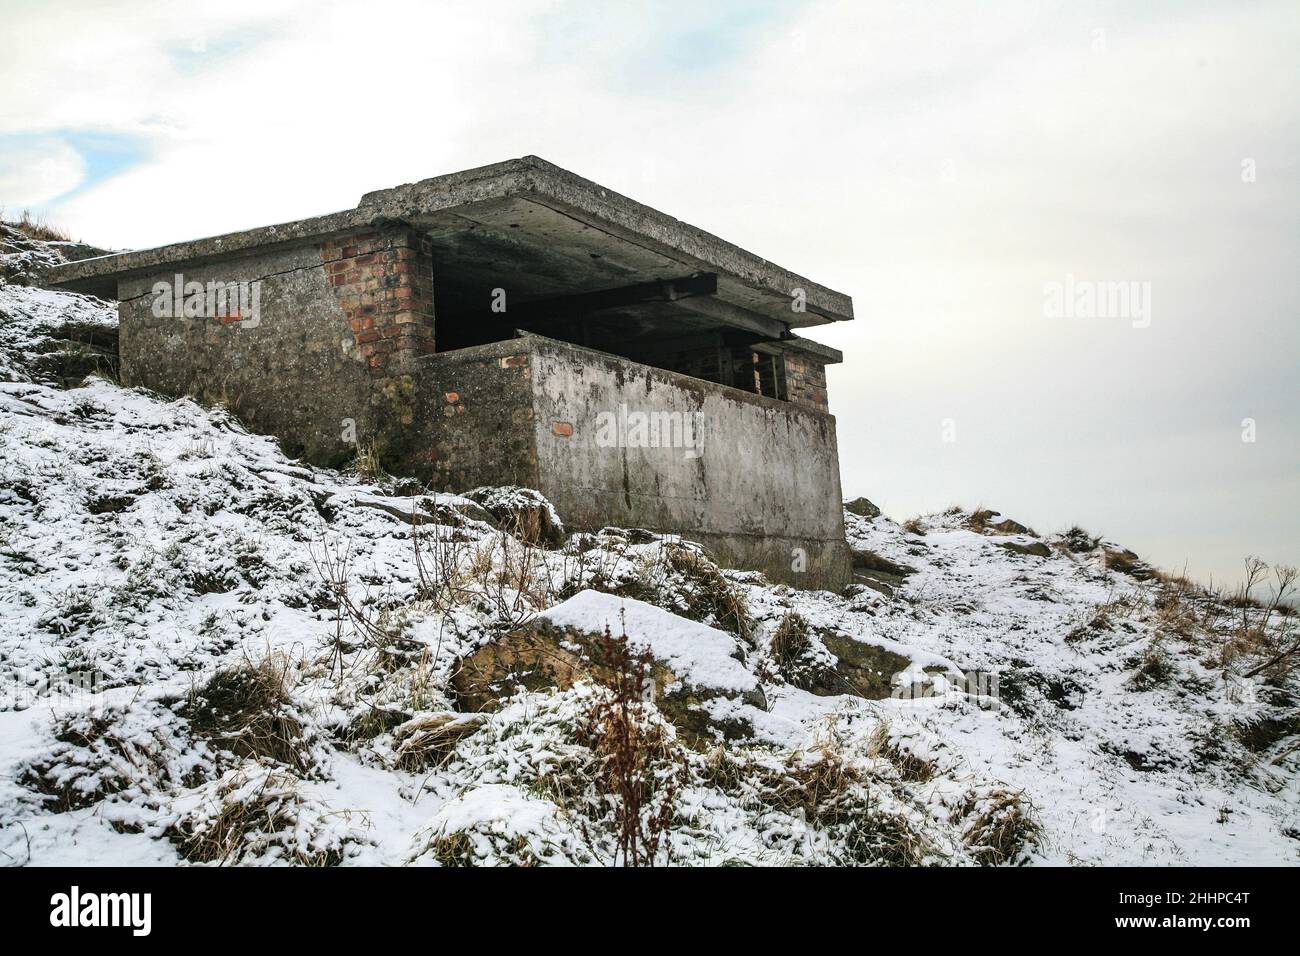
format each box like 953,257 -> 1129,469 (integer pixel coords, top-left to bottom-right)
183,654 -> 316,774
166,767 -> 350,866
762,734 -> 935,865
1104,548 -> 1156,580
391,711 -> 486,772
351,439 -> 386,483
955,787 -> 1041,866
768,611 -> 814,681
428,830 -> 540,867
21,710 -> 175,811
868,722 -> 937,783
1127,639 -> 1175,690
965,507 -> 991,534
4,209 -> 71,242
660,541 -> 752,641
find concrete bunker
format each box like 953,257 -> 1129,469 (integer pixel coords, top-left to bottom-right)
47,157 -> 856,589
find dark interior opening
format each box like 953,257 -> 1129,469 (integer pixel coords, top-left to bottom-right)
432,272 -> 792,400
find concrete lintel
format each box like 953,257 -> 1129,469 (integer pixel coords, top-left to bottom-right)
753,334 -> 845,365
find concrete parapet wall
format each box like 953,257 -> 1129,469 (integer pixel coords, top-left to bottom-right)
524,336 -> 851,589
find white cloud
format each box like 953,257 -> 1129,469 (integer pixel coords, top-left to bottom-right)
0,137 -> 85,209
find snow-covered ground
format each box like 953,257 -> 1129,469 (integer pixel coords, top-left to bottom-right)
0,272 -> 1296,866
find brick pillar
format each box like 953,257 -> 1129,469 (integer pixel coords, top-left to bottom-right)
783,353 -> 830,413
319,227 -> 435,377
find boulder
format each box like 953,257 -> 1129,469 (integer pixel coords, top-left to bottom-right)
844,497 -> 882,519
998,541 -> 1050,556
970,509 -> 1030,535
1103,548 -> 1157,581
850,547 -> 915,577
998,541 -> 1052,559
806,631 -> 913,698
464,486 -> 565,547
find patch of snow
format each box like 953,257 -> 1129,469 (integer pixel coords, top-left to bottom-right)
539,590 -> 757,693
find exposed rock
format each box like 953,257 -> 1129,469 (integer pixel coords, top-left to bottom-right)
844,497 -> 882,519
970,509 -> 1031,535
347,492 -> 496,530
852,574 -> 896,598
989,517 -> 1030,534
0,284 -> 118,386
850,547 -> 915,577
1103,548 -> 1158,581
451,591 -> 764,743
464,486 -> 565,547
0,222 -> 109,288
596,526 -> 659,545
807,631 -> 913,699
849,548 -> 915,599
998,541 -> 1052,558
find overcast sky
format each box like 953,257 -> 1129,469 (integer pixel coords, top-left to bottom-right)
2,0 -> 1296,590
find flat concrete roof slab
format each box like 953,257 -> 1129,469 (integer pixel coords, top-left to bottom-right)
45,156 -> 853,328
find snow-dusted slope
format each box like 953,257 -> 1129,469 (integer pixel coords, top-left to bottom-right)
0,278 -> 1295,866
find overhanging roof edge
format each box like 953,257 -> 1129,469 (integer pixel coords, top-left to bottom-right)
45,156 -> 854,326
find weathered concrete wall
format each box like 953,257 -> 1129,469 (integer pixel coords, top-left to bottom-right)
116,226 -> 434,468
524,336 -> 851,590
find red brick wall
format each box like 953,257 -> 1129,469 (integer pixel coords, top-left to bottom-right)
783,352 -> 829,413
319,228 -> 435,378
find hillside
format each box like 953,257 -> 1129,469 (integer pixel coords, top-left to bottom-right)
0,255 -> 1296,866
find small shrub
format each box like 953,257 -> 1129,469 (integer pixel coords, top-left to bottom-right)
21,707 -> 197,811
574,628 -> 685,866
1062,526 -> 1099,553
182,655 -> 320,774
167,764 -> 364,865
869,722 -> 936,783
1127,641 -> 1174,690
956,788 -> 1041,865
